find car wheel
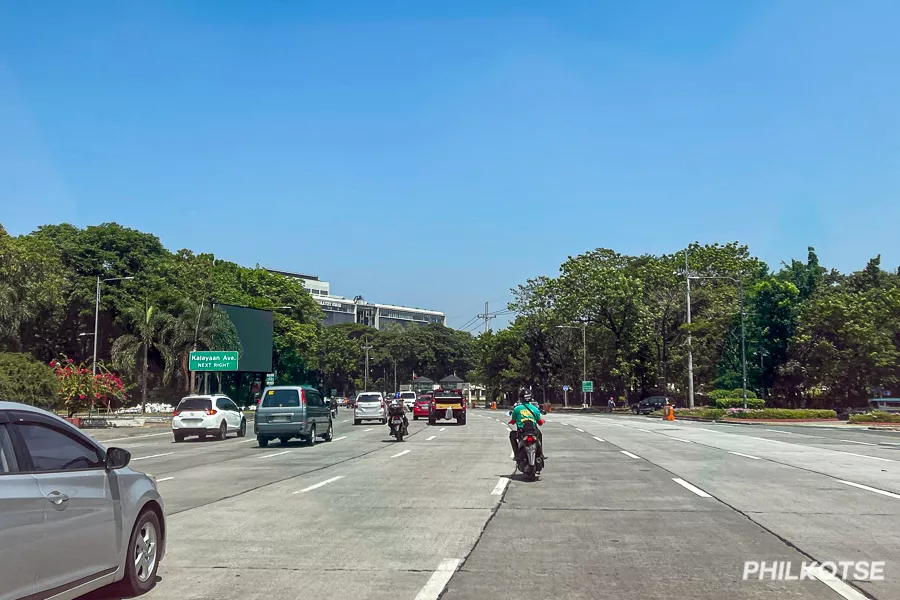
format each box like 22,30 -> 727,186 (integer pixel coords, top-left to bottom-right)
458,415 -> 466,425
279,436 -> 290,445
173,433 -> 184,443
118,509 -> 161,596
413,415 -> 418,421
217,421 -> 227,440
353,419 -> 361,425
199,433 -> 207,440
258,436 -> 269,447
380,418 -> 386,425
237,419 -> 247,437
307,425 -> 316,446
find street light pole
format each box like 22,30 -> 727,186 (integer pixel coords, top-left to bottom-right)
362,335 -> 373,391
92,275 -> 135,376
688,274 -> 748,409
556,322 -> 588,408
685,252 -> 695,409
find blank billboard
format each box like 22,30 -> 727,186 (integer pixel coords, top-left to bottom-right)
218,303 -> 273,373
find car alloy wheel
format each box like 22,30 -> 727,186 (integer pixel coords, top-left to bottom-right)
134,518 -> 158,583
218,421 -> 227,440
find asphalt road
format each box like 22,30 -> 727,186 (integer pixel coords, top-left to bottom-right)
79,411 -> 900,600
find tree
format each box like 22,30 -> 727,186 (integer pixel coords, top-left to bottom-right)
165,299 -> 242,392
0,352 -> 59,408
111,304 -> 175,411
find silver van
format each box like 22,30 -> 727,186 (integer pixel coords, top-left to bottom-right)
254,386 -> 333,447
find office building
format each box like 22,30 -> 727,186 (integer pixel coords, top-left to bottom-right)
265,268 -> 330,296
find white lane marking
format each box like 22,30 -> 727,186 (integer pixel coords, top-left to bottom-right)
97,432 -> 172,443
620,450 -> 641,459
839,439 -> 876,446
391,449 -> 411,458
670,437 -> 693,443
132,452 -> 174,461
156,476 -> 175,482
364,428 -> 373,432
804,565 -> 871,600
672,478 -> 712,498
236,438 -> 257,443
575,428 -> 585,433
838,480 -> 900,500
341,419 -> 349,423
840,451 -> 894,463
636,428 -> 652,433
698,428 -> 720,433
763,428 -> 792,434
440,427 -> 446,432
748,436 -> 786,443
257,450 -> 291,459
728,451 -> 761,460
426,435 -> 436,441
333,436 -> 347,441
293,475 -> 345,494
593,436 -> 605,442
491,477 -> 510,496
414,558 -> 463,600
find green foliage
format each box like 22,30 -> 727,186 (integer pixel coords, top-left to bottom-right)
848,411 -> 900,424
0,352 -> 59,408
724,408 -> 837,419
707,388 -> 757,400
710,397 -> 765,409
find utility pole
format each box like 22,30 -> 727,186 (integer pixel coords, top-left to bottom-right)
362,335 -> 373,391
393,360 -> 397,393
685,250 -> 695,409
738,280 -> 748,409
477,301 -> 497,334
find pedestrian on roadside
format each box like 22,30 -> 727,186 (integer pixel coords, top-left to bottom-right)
608,396 -> 615,413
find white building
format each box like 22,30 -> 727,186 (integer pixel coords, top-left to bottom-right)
265,268 -> 330,296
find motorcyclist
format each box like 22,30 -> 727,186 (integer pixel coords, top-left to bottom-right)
508,390 -> 545,461
387,396 -> 408,436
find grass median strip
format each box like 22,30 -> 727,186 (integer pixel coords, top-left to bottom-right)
293,475 -> 345,494
672,478 -> 713,498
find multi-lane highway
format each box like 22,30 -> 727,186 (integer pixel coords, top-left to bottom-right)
82,412 -> 900,600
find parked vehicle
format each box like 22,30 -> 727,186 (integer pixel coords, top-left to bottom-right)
255,386 -> 333,447
0,401 -> 166,599
867,398 -> 900,414
413,395 -> 432,420
354,392 -> 386,425
172,395 -> 246,442
631,396 -> 669,415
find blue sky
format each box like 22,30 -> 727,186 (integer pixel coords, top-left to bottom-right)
2,1 -> 899,330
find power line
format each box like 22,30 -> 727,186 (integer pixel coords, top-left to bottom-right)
476,301 -> 497,334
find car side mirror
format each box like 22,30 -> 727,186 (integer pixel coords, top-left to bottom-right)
106,447 -> 131,470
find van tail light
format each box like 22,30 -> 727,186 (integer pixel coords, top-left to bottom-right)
525,435 -> 536,444
205,408 -> 217,415
173,410 -> 181,417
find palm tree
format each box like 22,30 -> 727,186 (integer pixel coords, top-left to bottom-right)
166,299 -> 242,393
111,304 -> 175,412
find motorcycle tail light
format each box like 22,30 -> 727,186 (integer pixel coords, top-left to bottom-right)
525,435 -> 536,443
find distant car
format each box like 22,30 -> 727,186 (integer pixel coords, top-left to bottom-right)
413,396 -> 432,420
632,396 -> 669,415
0,401 -> 166,599
354,392 -> 386,425
400,391 -> 417,411
172,395 -> 247,441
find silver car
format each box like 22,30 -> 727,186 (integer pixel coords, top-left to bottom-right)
0,401 -> 166,600
353,392 -> 386,425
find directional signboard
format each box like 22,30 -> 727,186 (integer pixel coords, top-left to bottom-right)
189,351 -> 239,372
582,380 -> 594,393
563,385 -> 569,392
265,373 -> 275,386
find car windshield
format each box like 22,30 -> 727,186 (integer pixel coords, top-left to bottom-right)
357,394 -> 381,403
261,389 -> 300,408
177,398 -> 211,411
400,392 -> 416,400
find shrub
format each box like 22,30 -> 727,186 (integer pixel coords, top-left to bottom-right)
724,408 -> 837,420
849,411 -> 900,424
707,388 -> 758,401
710,397 -> 765,409
672,407 -> 726,419
0,352 -> 59,408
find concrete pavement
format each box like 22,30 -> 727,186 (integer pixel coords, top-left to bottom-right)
80,410 -> 899,600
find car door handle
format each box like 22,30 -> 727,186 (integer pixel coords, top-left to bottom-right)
46,492 -> 70,506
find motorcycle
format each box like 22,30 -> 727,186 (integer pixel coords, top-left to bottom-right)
388,406 -> 408,442
507,418 -> 544,481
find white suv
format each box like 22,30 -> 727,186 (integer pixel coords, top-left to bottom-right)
172,395 -> 247,442
353,392 -> 386,425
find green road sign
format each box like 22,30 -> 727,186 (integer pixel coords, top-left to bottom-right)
265,373 -> 275,386
189,351 -> 239,372
582,380 -> 594,393
331,389 -> 337,397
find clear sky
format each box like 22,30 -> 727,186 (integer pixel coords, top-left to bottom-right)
2,1 -> 899,330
